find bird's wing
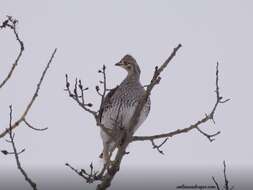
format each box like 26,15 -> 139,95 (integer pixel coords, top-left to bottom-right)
98,85 -> 119,122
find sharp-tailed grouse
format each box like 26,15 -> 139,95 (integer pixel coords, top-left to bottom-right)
99,55 -> 151,162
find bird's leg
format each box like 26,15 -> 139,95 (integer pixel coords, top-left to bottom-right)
102,142 -> 110,165
102,142 -> 119,171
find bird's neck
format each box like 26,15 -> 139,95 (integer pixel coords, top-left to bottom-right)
120,73 -> 140,87
126,72 -> 140,82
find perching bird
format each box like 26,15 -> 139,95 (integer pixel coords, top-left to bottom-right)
99,55 -> 151,163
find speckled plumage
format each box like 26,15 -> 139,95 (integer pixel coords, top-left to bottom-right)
100,55 -> 151,162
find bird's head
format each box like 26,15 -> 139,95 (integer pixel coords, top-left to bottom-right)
115,54 -> 141,76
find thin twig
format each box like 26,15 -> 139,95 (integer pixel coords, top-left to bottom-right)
0,48 -> 57,138
1,148 -> 25,155
23,119 -> 48,131
65,74 -> 97,117
223,160 -> 229,190
196,127 -> 220,142
65,66 -> 113,138
98,65 -> 107,115
150,138 -> 168,154
212,161 -> 234,190
65,162 -> 101,183
212,176 -> 221,190
0,16 -> 24,89
6,106 -> 37,190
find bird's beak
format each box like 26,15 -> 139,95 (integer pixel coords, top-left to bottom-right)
115,62 -> 123,66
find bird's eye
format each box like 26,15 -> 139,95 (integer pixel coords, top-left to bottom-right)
124,62 -> 129,65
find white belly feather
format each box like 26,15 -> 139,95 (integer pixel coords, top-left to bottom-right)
100,102 -> 149,145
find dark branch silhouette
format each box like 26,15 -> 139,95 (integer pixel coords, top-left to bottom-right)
23,119 -> 48,131
212,161 -> 234,190
0,16 -> 24,89
65,66 -> 114,138
1,106 -> 37,190
212,176 -> 221,190
65,162 -> 103,184
150,138 -> 168,155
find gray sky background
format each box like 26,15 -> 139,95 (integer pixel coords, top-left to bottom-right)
0,0 -> 252,189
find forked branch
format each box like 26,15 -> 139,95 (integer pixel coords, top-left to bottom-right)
1,106 -> 37,190
0,48 -> 57,138
65,65 -> 113,137
65,162 -> 104,184
132,62 -> 230,150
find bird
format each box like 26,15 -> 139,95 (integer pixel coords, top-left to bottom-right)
99,54 -> 151,163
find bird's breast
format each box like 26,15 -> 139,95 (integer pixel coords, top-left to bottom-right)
101,98 -> 150,130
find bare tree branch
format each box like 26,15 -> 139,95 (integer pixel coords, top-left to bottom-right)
196,127 -> 220,142
65,65 -> 109,120
65,162 -> 106,184
2,105 -> 37,190
65,65 -> 114,137
212,161 -> 234,190
0,16 -> 24,89
132,62 -> 229,145
0,48 -> 57,138
97,65 -> 107,112
212,176 -> 221,190
223,161 -> 229,190
65,74 -> 97,117
23,119 -> 48,131
150,138 -> 168,155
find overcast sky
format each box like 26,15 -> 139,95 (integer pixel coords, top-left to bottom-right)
0,0 -> 252,189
